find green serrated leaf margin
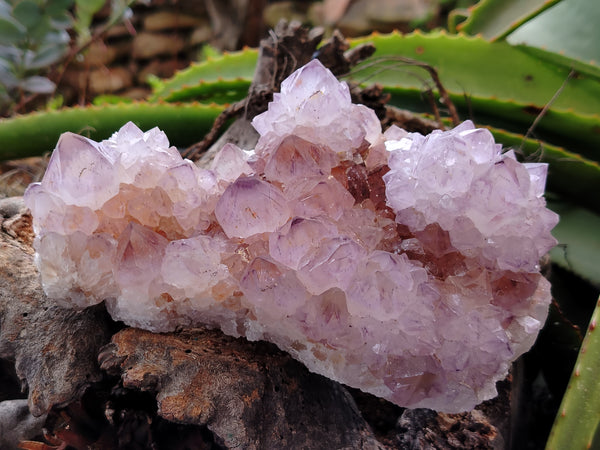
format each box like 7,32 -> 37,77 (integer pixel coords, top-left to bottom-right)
546,296 -> 600,449
0,102 -> 224,160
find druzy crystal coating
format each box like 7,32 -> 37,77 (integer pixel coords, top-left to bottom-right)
25,60 -> 558,412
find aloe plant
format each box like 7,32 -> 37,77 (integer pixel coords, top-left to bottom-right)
0,1 -> 598,446
545,296 -> 600,449
0,102 -> 223,160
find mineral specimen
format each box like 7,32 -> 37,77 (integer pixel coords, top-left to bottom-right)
24,59 -> 558,412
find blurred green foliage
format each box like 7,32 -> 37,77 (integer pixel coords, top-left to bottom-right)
0,0 -> 598,446
0,0 -> 134,115
0,0 -> 73,112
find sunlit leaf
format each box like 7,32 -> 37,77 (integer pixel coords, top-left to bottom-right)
0,1 -> 12,18
455,0 -> 562,40
26,44 -> 67,69
507,0 -> 600,72
349,32 -> 600,116
73,0 -> 105,43
19,75 -> 56,94
0,59 -> 18,89
49,12 -> 73,30
0,15 -> 26,43
12,0 -> 42,31
546,295 -> 600,449
46,0 -> 74,17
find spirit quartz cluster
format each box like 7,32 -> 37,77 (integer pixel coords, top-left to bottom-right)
25,60 -> 558,412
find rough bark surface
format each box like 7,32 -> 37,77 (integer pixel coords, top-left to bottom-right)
99,327 -> 384,450
393,408 -> 504,449
0,197 -> 113,417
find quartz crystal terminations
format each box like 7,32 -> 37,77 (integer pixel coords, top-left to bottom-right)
24,59 -> 559,412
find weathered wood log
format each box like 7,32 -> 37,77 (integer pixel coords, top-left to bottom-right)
0,197 -> 113,418
100,327 -> 384,449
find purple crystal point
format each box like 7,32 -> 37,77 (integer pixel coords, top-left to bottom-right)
26,62 -> 558,413
215,176 -> 290,239
383,121 -> 559,272
41,132 -> 119,210
252,59 -> 381,159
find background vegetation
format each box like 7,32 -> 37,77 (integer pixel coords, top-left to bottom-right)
0,0 -> 598,448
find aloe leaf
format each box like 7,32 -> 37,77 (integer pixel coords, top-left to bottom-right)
513,44 -> 600,82
149,32 -> 600,158
348,32 -> 600,159
150,49 -> 258,102
92,95 -> 134,105
154,31 -> 600,115
465,98 -> 600,160
507,0 -> 600,74
148,32 -> 600,158
0,102 -> 224,160
546,295 -> 600,449
349,32 -> 600,117
547,201 -> 600,288
454,0 -> 562,41
154,79 -> 250,104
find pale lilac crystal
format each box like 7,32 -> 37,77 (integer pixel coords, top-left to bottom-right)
252,59 -> 381,159
383,121 -> 558,271
240,257 -> 311,317
264,135 -> 338,185
285,177 -> 355,220
25,60 -> 558,413
41,133 -> 119,210
295,236 -> 368,295
210,143 -> 254,182
269,217 -> 339,270
345,251 -> 427,321
214,176 -> 291,239
161,235 -> 229,300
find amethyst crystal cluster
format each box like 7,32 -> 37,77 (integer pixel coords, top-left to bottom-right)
25,60 -> 558,412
